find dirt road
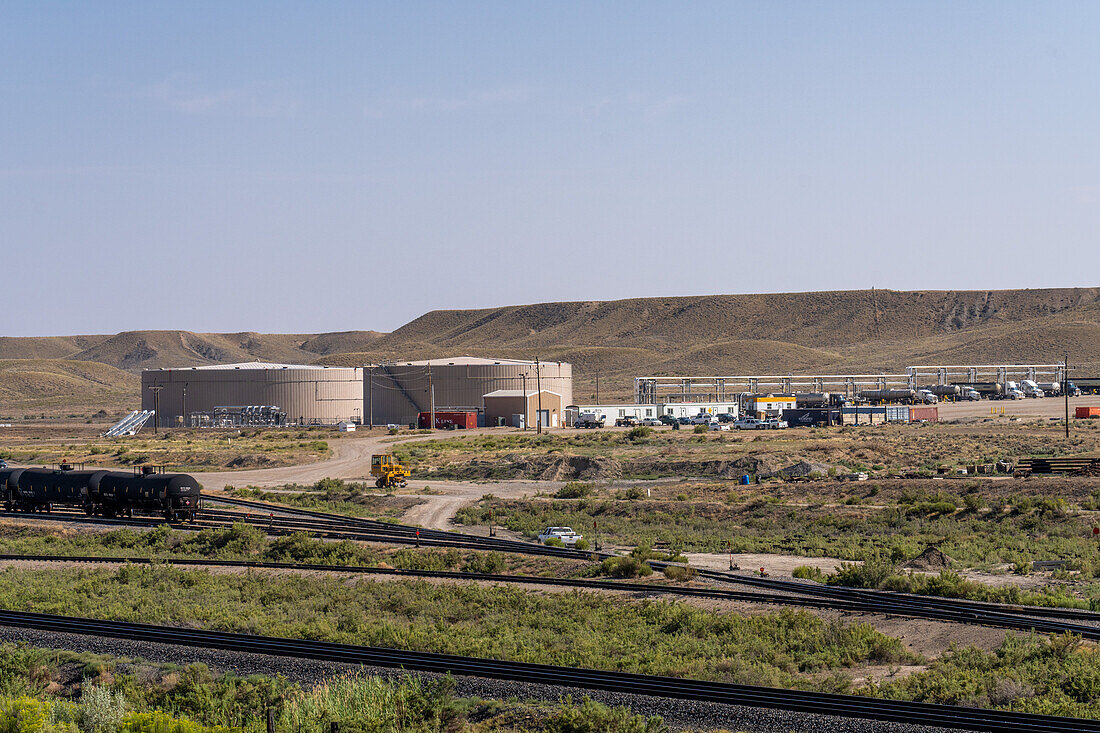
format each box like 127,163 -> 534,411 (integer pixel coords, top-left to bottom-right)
197,429 -> 554,529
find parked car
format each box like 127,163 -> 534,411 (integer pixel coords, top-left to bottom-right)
677,417 -> 693,425
639,417 -> 662,426
537,526 -> 583,546
709,422 -> 731,431
716,413 -> 736,423
0,459 -> 7,469
690,414 -> 716,425
658,415 -> 677,425
614,416 -> 638,427
762,418 -> 789,429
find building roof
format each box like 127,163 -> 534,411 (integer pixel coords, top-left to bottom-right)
386,356 -> 566,367
145,361 -> 353,371
483,389 -> 562,398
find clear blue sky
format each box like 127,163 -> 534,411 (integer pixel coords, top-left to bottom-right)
2,2 -> 1098,336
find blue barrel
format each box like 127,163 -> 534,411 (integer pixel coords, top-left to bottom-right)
740,474 -> 751,485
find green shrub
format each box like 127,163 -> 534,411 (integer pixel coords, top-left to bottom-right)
79,686 -> 127,733
546,696 -> 666,733
544,537 -> 565,548
460,552 -> 506,574
792,565 -> 826,583
662,565 -> 695,582
692,425 -> 708,434
600,556 -> 652,578
573,538 -> 590,551
556,482 -> 593,499
626,426 -> 654,442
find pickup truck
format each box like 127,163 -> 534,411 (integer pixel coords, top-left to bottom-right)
537,526 -> 583,546
614,416 -> 637,427
690,414 -> 716,425
735,417 -> 788,430
574,412 -> 605,428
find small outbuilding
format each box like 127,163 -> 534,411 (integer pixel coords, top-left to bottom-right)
483,389 -> 562,429
336,420 -> 357,432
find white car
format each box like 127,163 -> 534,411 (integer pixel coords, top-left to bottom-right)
709,422 -> 731,431
762,418 -> 789,429
690,414 -> 716,425
537,526 -> 583,546
639,418 -> 662,426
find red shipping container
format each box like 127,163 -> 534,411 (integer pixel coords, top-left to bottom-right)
418,411 -> 478,430
1076,407 -> 1100,419
909,406 -> 938,423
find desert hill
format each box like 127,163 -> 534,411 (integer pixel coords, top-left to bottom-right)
0,330 -> 387,372
0,359 -> 139,418
3,288 -> 1099,408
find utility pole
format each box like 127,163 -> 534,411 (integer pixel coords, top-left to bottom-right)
181,384 -> 187,429
521,373 -> 528,430
1065,353 -> 1071,439
368,366 -> 374,430
535,358 -> 543,434
428,363 -> 435,430
596,372 -> 600,404
148,385 -> 163,435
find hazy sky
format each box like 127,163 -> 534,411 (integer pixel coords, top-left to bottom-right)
2,2 -> 1099,336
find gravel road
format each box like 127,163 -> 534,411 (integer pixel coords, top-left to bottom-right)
193,429 -> 553,529
0,624 -> 969,733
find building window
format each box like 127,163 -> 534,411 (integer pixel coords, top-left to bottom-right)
618,410 -> 625,417
646,409 -> 653,417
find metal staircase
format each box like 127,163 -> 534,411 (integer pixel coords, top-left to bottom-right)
102,410 -> 155,438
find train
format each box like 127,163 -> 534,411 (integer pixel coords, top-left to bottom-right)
0,464 -> 201,521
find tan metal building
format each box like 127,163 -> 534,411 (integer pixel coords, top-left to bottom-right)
365,357 -> 572,427
483,389 -> 563,429
141,362 -> 364,428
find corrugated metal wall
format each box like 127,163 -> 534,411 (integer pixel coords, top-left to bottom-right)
141,366 -> 364,427
365,361 -> 573,426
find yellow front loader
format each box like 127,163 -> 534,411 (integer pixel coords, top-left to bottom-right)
371,453 -> 410,489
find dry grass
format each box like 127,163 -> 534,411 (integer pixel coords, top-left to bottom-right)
0,426 -> 337,471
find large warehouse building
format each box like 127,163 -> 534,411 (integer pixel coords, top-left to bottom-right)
366,357 -> 572,427
141,362 -> 364,428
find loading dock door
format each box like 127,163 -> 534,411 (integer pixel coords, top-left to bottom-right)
537,410 -> 550,428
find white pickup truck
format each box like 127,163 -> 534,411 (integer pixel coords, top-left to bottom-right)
733,417 -> 789,430
537,526 -> 583,546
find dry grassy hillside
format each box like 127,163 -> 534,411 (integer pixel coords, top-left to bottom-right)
0,359 -> 138,418
3,288 -> 1099,408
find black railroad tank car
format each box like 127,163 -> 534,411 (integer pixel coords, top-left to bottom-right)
0,464 -> 200,521
7,467 -> 103,512
94,469 -> 201,520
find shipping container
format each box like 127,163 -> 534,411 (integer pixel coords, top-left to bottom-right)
418,411 -> 478,430
908,406 -> 939,423
1075,407 -> 1100,419
781,408 -> 841,427
886,406 -> 910,423
841,406 -> 887,425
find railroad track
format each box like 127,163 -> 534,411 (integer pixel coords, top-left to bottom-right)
3,552 -> 1099,642
201,495 -> 1100,627
0,608 -> 1094,733
7,497 -> 1100,635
